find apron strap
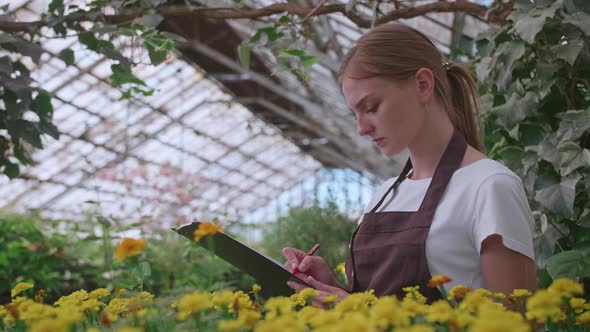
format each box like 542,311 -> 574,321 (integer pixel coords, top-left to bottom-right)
370,158 -> 413,213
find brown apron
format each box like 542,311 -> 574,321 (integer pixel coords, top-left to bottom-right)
345,129 -> 467,301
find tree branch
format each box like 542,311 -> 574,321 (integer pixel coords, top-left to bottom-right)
0,1 -> 490,33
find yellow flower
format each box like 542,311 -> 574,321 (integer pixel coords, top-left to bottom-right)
252,284 -> 262,294
264,297 -> 295,319
11,282 -> 33,297
212,290 -> 234,309
403,286 -> 428,304
548,278 -> 584,298
55,290 -> 89,307
336,262 -> 346,274
525,289 -> 564,323
458,288 -> 493,313
576,310 -> 590,326
427,275 -> 452,288
106,298 -> 129,315
401,298 -> 427,318
323,295 -> 339,304
509,289 -> 532,298
448,285 -> 471,301
219,310 -> 261,331
370,296 -> 409,328
333,290 -> 377,315
471,302 -> 529,332
193,221 -> 224,242
28,318 -> 73,332
425,300 -> 454,323
254,315 -> 305,332
290,287 -> 319,306
394,324 -> 435,332
82,298 -> 105,312
89,288 -> 111,299
570,297 -> 586,314
115,238 -> 146,261
230,290 -> 253,313
308,310 -> 340,329
175,291 -> 210,320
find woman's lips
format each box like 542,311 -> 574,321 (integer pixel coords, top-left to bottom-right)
373,138 -> 385,147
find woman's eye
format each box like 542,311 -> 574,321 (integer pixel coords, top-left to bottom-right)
366,106 -> 378,113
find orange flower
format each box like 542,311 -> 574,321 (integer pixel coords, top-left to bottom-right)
448,285 -> 471,301
115,238 -> 146,261
427,275 -> 452,288
193,221 -> 224,242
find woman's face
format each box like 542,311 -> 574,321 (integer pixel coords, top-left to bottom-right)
341,74 -> 427,157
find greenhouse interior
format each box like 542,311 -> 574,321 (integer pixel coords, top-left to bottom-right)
2,0 -> 590,331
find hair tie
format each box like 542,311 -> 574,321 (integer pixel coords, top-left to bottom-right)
442,60 -> 452,71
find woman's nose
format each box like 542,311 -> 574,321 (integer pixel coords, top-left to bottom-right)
357,114 -> 374,136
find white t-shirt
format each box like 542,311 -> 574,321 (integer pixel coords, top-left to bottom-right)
358,158 -> 535,290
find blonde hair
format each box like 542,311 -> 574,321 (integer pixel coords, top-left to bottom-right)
338,23 -> 484,152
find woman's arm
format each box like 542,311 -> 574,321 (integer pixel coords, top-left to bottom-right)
480,234 -> 538,295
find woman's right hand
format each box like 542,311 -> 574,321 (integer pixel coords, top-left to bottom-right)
282,247 -> 343,289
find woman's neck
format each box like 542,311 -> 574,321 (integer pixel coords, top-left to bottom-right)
407,106 -> 455,180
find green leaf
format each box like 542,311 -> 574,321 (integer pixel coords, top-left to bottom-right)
520,123 -> 546,146
59,48 -> 75,66
545,250 -> 590,279
561,148 -> 590,176
32,91 -> 53,115
137,261 -> 151,278
301,55 -> 321,70
556,108 -> 590,141
110,63 -> 146,87
48,0 -> 64,14
497,40 -> 526,89
78,32 -> 99,51
510,0 -> 562,44
497,146 -> 524,171
238,43 -> 251,70
564,12 -> 590,34
11,120 -> 42,149
279,49 -> 306,57
38,120 -> 60,140
492,92 -> 538,130
3,162 -> 19,179
535,173 -> 581,219
550,34 -> 584,65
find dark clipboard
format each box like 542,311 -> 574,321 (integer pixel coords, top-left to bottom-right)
172,221 -> 310,297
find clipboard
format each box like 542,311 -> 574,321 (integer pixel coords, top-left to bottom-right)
172,221 -> 310,297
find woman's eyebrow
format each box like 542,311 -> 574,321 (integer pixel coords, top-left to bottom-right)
353,95 -> 371,110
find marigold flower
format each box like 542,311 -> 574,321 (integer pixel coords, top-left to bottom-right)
336,262 -> 346,274
525,289 -> 564,323
11,282 -> 33,298
509,289 -> 532,298
427,275 -> 452,288
175,291 -> 210,320
322,295 -> 339,304
252,284 -> 262,294
570,297 -> 586,314
548,278 -> 584,298
448,285 -> 471,302
393,324 -> 435,332
370,296 -> 409,328
576,310 -> 590,327
425,300 -> 454,323
115,238 -> 146,261
193,221 -> 224,242
89,288 -> 111,299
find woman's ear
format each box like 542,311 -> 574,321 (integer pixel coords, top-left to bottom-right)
414,68 -> 435,103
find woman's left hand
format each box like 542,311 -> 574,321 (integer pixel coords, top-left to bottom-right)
288,275 -> 350,308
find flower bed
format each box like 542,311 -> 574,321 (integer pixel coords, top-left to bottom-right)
2,276 -> 590,332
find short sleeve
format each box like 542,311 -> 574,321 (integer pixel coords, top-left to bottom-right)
472,173 -> 535,260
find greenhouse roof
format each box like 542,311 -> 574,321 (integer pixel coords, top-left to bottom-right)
1,0 -> 488,228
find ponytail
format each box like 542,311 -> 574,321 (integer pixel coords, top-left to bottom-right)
444,62 -> 484,152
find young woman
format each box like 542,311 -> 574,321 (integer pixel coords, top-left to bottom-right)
283,23 -> 537,305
